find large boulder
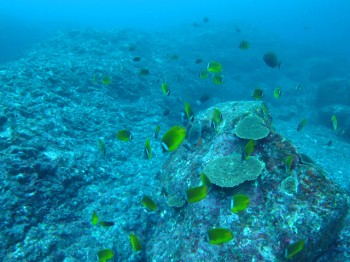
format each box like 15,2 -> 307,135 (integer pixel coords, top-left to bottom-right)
315,78 -> 350,107
147,101 -> 348,261
319,104 -> 350,141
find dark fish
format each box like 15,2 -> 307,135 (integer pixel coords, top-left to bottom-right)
132,56 -> 141,62
263,52 -> 281,69
196,94 -> 210,105
199,94 -> 210,103
297,119 -> 307,132
299,154 -> 315,165
128,45 -> 136,51
195,58 -> 203,64
99,221 -> 115,227
235,26 -> 241,33
139,69 -> 150,75
163,108 -> 170,116
187,121 -> 202,145
252,88 -> 264,100
203,17 -> 209,23
168,54 -> 179,60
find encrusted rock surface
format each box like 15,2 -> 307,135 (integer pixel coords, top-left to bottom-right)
152,101 -> 348,261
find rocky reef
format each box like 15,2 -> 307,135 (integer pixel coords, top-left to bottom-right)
152,101 -> 348,261
0,27 -> 349,261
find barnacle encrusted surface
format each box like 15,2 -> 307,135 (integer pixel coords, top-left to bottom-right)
234,115 -> 270,140
203,153 -> 263,187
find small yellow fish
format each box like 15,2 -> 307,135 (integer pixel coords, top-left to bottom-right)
97,249 -> 114,262
117,130 -> 132,141
186,185 -> 208,203
243,140 -> 255,160
207,61 -> 223,73
231,194 -> 250,213
130,233 -> 143,252
141,195 -> 157,211
144,138 -> 152,159
102,75 -> 112,85
207,228 -> 233,245
91,211 -> 99,225
285,240 -> 305,259
199,70 -> 209,79
161,82 -> 170,96
200,173 -> 211,187
285,155 -> 294,173
274,87 -> 282,99
252,88 -> 263,100
184,102 -> 194,122
161,126 -> 186,152
331,115 -> 337,131
239,40 -> 250,50
212,74 -> 224,85
211,108 -> 223,129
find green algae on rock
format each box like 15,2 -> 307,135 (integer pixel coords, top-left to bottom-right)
203,153 -> 263,187
234,115 -> 270,140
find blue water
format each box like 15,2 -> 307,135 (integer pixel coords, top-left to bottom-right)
1,0 -> 350,62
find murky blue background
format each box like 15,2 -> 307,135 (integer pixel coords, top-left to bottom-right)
1,0 -> 349,62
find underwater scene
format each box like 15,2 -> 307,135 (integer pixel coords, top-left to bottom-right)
1,0 -> 350,261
